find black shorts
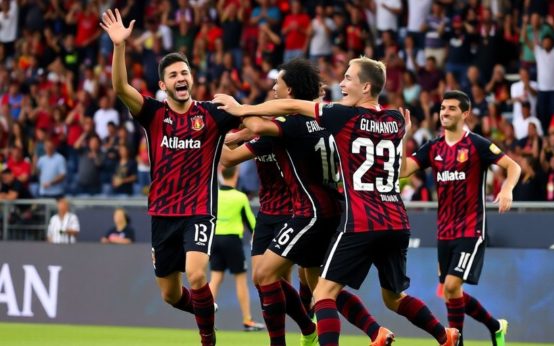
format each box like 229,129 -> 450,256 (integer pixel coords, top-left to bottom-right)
321,230 -> 411,292
251,213 -> 291,256
210,235 -> 247,274
151,215 -> 215,278
268,216 -> 339,268
438,237 -> 486,285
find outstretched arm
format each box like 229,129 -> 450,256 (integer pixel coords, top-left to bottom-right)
213,94 -> 317,118
494,155 -> 521,213
100,9 -> 143,115
220,144 -> 255,168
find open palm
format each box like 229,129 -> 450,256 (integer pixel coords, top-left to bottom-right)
100,9 -> 135,45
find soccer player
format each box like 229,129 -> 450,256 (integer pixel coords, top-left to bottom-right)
208,166 -> 264,331
213,56 -> 460,346
400,90 -> 521,346
101,9 -> 240,345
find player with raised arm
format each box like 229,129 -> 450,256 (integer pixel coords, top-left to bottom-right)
101,9 -> 240,346
213,57 -> 460,346
400,90 -> 521,346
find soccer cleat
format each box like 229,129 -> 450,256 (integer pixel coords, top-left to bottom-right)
494,319 -> 508,346
243,319 -> 265,331
441,328 -> 460,346
371,327 -> 395,346
300,329 -> 319,346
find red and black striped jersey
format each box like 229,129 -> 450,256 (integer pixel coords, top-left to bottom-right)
315,103 -> 410,233
135,97 -> 239,216
411,131 -> 505,240
271,115 -> 342,219
245,136 -> 293,216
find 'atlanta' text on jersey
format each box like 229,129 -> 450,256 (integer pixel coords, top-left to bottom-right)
135,97 -> 239,216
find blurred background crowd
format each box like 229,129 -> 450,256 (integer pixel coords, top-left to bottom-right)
1,0 -> 554,203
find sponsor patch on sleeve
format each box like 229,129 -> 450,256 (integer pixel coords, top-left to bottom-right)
489,143 -> 501,154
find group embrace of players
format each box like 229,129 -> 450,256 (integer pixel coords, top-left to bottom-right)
101,8 -> 520,346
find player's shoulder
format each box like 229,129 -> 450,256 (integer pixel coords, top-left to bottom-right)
466,131 -> 493,147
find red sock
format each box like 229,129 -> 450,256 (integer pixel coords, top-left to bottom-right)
336,290 -> 380,341
281,279 -> 316,335
298,281 -> 313,314
397,295 -> 447,344
171,286 -> 194,313
463,292 -> 500,333
259,281 -> 286,346
190,284 -> 215,346
446,296 -> 465,336
314,299 -> 341,346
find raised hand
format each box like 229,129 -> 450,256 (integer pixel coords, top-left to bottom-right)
399,107 -> 412,134
100,8 -> 135,46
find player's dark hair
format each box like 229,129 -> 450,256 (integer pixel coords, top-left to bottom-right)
349,57 -> 386,98
158,53 -> 190,81
278,58 -> 320,101
443,90 -> 471,112
221,166 -> 237,179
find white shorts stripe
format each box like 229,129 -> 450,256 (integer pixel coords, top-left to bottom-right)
463,235 -> 483,281
321,232 -> 344,278
281,217 -> 317,257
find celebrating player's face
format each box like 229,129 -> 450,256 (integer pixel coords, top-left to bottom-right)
161,62 -> 193,104
439,99 -> 465,131
272,71 -> 290,100
339,64 -> 364,107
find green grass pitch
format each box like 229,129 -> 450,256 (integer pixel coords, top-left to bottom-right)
1,323 -> 552,346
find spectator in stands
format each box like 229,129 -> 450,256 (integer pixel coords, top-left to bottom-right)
94,95 -> 120,141
0,168 -> 32,201
111,144 -> 137,196
100,208 -> 135,244
282,0 -> 310,62
307,5 -> 335,62
374,0 -> 402,37
418,56 -> 443,98
76,135 -> 104,196
520,12 -> 554,77
36,139 -> 67,198
511,68 -> 539,140
422,1 -> 449,68
513,155 -> 545,201
6,146 -> 31,186
47,197 -> 80,244
406,0 -> 432,49
410,170 -> 432,202
0,0 -> 18,59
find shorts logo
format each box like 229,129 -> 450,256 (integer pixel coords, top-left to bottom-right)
151,248 -> 156,269
456,148 -> 469,163
191,115 -> 205,131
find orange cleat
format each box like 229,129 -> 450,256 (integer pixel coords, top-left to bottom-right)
371,327 -> 395,346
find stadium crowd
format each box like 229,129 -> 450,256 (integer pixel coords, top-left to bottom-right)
0,0 -> 553,201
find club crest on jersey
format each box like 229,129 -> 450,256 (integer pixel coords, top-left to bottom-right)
456,148 -> 469,163
191,115 -> 205,131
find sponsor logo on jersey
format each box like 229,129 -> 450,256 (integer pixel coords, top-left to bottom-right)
161,136 -> 201,149
489,143 -> 501,154
191,115 -> 205,131
256,153 -> 277,163
456,148 -> 469,163
437,170 -> 466,182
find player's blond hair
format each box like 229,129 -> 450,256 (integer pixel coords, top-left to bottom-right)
349,57 -> 386,98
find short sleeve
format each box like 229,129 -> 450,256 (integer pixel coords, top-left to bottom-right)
412,140 -> 433,170
245,136 -> 274,156
315,103 -> 359,135
272,115 -> 311,138
68,214 -> 80,232
134,97 -> 162,128
469,133 -> 505,166
201,101 -> 241,133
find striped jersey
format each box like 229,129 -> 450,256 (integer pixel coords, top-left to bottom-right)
245,136 -> 293,216
315,103 -> 410,232
411,131 -> 505,240
135,97 -> 239,216
270,114 -> 341,219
